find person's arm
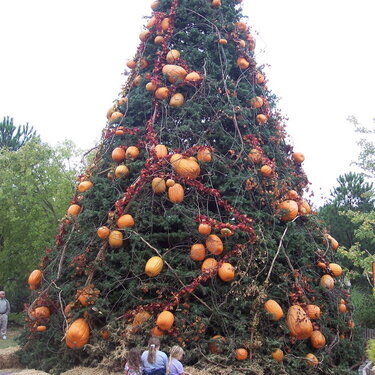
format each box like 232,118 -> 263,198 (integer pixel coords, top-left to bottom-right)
5,300 -> 10,315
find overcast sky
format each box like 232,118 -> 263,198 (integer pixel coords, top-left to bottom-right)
1,0 -> 374,206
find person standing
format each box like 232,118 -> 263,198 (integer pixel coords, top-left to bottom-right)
141,337 -> 168,375
0,291 -> 10,340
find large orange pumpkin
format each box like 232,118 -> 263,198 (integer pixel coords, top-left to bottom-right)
206,234 -> 224,255
112,147 -> 126,162
277,200 -> 299,221
190,244 -> 206,261
77,181 -> 93,193
306,304 -> 321,320
162,64 -> 187,83
328,263 -> 343,277
305,353 -> 319,367
34,306 -> 50,319
272,349 -> 284,362
166,49 -> 180,63
145,256 -> 164,277
67,204 -> 81,216
201,258 -> 218,272
156,311 -> 174,330
117,214 -> 135,228
320,274 -> 334,289
108,230 -> 123,248
154,144 -> 168,158
28,270 -> 43,290
66,318 -> 90,349
235,348 -> 248,360
264,300 -> 284,321
310,330 -> 326,349
168,183 -> 184,203
286,305 -> 313,340
152,177 -> 166,194
218,263 -> 235,282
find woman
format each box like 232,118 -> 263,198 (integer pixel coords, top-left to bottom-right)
141,337 -> 168,375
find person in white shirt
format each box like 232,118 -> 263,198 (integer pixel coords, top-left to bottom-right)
0,291 -> 10,340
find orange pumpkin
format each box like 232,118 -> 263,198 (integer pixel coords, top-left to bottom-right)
306,304 -> 321,320
286,305 -> 313,340
171,155 -> 200,179
108,230 -> 123,248
324,234 -> 339,250
133,75 -> 142,87
292,152 -> 305,163
220,228 -> 233,237
218,38 -> 228,45
168,183 -> 184,203
146,16 -> 156,29
272,349 -> 284,362
264,300 -> 284,321
166,49 -> 180,63
151,326 -> 165,336
140,59 -> 149,69
248,148 -> 262,164
250,96 -> 264,109
36,325 -> 47,332
139,30 -> 151,42
218,263 -> 235,282
235,348 -> 248,361
34,306 -> 50,319
238,39 -> 246,48
170,93 -> 185,107
66,318 -> 90,349
260,165 -> 272,176
112,147 -> 126,162
152,177 -> 166,194
166,179 -> 175,187
185,72 -> 202,82
133,311 -> 152,326
190,244 -> 206,261
118,97 -> 128,105
115,165 -> 129,178
277,200 -> 299,221
317,261 -> 327,269
162,64 -> 187,83
78,181 -> 93,193
212,0 -> 221,8
298,200 -> 311,215
287,190 -> 299,200
201,258 -> 218,272
339,303 -> 347,313
117,214 -> 135,228
97,226 -> 110,239
237,57 -> 249,69
320,274 -> 334,289
305,353 -> 319,367
67,204 -> 81,216
151,1 -> 160,10
110,111 -> 124,122
198,223 -> 212,235
145,256 -> 164,277
329,263 -> 343,277
255,72 -> 265,84
125,146 -> 140,160
310,330 -> 326,349
161,17 -> 170,31
154,144 -> 168,158
156,311 -> 174,330
127,60 -> 136,69
155,87 -> 170,100
106,106 -> 116,120
78,290 -> 98,307
154,36 -> 164,45
206,234 -> 224,255
209,335 -> 225,353
197,148 -> 212,162
235,22 -> 247,31
64,302 -> 75,318
256,114 -> 268,124
28,270 -> 43,290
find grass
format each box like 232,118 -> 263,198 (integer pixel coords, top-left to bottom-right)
0,325 -> 21,349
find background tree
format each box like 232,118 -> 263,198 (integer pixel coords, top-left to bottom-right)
0,116 -> 36,151
0,138 -> 79,310
19,1 -> 361,374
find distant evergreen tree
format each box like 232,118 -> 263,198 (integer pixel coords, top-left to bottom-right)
0,116 -> 36,151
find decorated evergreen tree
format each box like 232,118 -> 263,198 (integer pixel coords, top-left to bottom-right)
19,0 -> 362,374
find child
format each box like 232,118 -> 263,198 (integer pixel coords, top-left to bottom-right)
124,347 -> 143,375
141,337 -> 168,375
167,345 -> 191,375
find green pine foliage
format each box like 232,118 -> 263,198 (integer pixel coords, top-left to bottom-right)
18,0 -> 362,374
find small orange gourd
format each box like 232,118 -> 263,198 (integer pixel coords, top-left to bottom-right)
237,57 -> 249,69
320,274 -> 334,289
125,146 -> 140,160
310,330 -> 326,349
235,348 -> 248,360
185,72 -> 202,82
34,306 -> 50,319
117,214 -> 135,228
190,244 -> 206,261
250,96 -> 264,109
112,147 -> 126,162
197,148 -> 212,162
209,335 -> 225,353
145,256 -> 164,277
36,325 -> 47,332
168,183 -> 184,203
206,234 -> 224,255
339,303 -> 347,313
201,258 -> 218,272
329,263 -> 343,277
115,165 -> 129,178
256,114 -> 268,124
218,263 -> 235,282
78,181 -> 93,193
162,65 -> 187,83
306,304 -> 321,320
272,348 -> 284,362
260,165 -> 272,176
306,353 -> 319,367
264,300 -> 284,321
170,93 -> 185,107
292,152 -> 305,163
28,270 -> 43,290
97,226 -> 110,239
151,177 -> 166,194
248,148 -> 262,164
154,144 -> 168,158
108,230 -> 123,248
166,49 -> 180,63
67,204 -> 81,216
155,87 -> 170,100
151,326 -> 165,336
198,223 -> 212,235
218,38 -> 228,45
133,311 -> 152,326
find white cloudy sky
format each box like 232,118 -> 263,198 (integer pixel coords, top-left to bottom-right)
1,0 -> 374,206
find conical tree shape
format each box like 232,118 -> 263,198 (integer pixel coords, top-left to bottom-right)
19,1 -> 360,374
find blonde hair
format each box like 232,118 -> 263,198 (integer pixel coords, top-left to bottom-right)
147,337 -> 160,364
167,345 -> 184,374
